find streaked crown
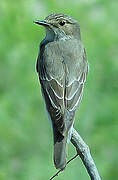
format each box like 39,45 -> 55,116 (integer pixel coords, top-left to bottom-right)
35,13 -> 81,39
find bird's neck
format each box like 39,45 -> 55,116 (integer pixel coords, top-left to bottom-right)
44,28 -> 55,42
45,27 -> 72,42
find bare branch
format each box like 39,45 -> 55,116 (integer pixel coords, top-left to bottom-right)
50,154 -> 79,180
71,129 -> 101,180
50,169 -> 62,180
50,128 -> 101,180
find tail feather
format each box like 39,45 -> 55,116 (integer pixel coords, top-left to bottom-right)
54,136 -> 67,170
53,129 -> 67,170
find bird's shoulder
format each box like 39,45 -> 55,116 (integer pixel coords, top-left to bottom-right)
37,39 -> 66,81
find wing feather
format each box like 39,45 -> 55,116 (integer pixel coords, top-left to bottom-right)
65,72 -> 87,111
36,41 -> 88,134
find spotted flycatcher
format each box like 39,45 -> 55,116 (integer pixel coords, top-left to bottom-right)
34,13 -> 88,170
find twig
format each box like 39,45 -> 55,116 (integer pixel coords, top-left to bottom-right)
67,153 -> 79,165
50,169 -> 62,180
50,154 -> 79,180
50,128 -> 101,180
71,129 -> 101,180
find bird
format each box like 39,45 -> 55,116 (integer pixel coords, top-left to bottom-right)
34,13 -> 88,171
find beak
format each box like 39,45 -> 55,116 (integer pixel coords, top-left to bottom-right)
34,20 -> 50,27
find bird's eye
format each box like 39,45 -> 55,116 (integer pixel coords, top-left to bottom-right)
59,21 -> 65,26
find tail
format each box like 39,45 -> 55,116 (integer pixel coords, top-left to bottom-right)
53,129 -> 67,170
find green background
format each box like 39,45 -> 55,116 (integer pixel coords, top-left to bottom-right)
0,0 -> 118,179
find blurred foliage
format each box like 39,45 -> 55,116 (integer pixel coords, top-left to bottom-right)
0,0 -> 118,179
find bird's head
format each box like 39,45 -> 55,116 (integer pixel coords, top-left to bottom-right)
34,13 -> 81,40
